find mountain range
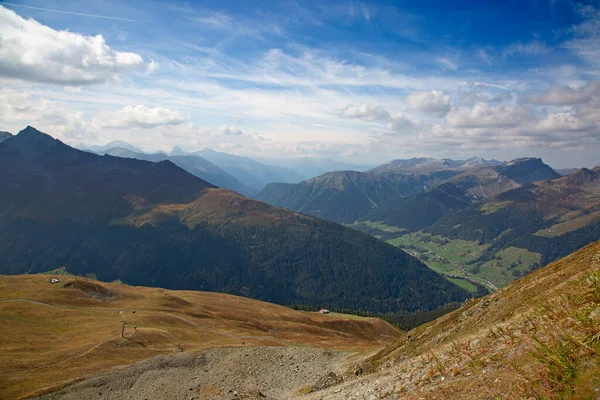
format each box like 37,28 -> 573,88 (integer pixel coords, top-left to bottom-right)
256,154 -> 600,291
365,157 -> 561,231
77,140 -> 145,154
172,147 -> 304,192
257,156 -> 519,225
0,126 -> 470,314
101,147 -> 255,197
369,156 -> 503,174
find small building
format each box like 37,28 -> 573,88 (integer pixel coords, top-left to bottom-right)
319,308 -> 330,314
47,277 -> 61,284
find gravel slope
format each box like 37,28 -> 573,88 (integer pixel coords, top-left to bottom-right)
37,346 -> 351,400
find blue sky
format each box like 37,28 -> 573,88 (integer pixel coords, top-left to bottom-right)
1,0 -> 600,167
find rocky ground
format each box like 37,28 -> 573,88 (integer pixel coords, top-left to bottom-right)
37,346 -> 353,400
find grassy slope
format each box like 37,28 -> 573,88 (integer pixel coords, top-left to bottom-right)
373,242 -> 600,398
0,275 -> 401,399
343,241 -> 600,399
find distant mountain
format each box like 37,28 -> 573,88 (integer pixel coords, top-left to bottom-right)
0,126 -> 469,314
555,167 -> 580,176
0,131 -> 12,144
256,157 -> 520,225
257,170 -> 456,224
77,140 -> 145,154
370,156 -> 503,174
102,148 -> 254,197
364,158 -> 560,231
258,157 -> 375,180
176,148 -> 304,192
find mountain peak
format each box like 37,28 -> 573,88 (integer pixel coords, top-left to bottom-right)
170,145 -> 187,156
563,168 -> 598,185
18,125 -> 54,139
495,158 -> 560,184
8,125 -> 65,152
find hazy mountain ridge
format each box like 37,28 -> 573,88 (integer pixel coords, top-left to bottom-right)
101,147 -> 255,197
77,140 -> 145,154
181,147 -> 304,192
257,156 -> 375,180
369,156 -> 503,174
0,126 -> 469,314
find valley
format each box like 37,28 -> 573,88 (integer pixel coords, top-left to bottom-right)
3,2 -> 600,398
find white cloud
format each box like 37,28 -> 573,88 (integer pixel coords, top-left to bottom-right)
216,124 -> 243,135
405,90 -> 451,117
529,81 -> 600,105
503,40 -> 550,58
534,112 -> 592,133
0,87 -> 87,139
0,6 -> 148,85
447,102 -> 534,128
342,103 -> 390,121
91,105 -> 186,130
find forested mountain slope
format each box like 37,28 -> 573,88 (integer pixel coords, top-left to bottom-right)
0,126 -> 469,314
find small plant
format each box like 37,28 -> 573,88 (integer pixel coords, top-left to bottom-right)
586,270 -> 600,303
531,334 -> 578,392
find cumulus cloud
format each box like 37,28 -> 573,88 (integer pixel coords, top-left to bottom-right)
503,40 -> 550,58
447,103 -> 534,128
0,88 -> 88,139
534,112 -> 593,133
342,103 -> 391,121
0,6 -> 148,85
91,105 -> 186,129
405,90 -> 451,117
529,81 -> 600,105
216,124 -> 243,135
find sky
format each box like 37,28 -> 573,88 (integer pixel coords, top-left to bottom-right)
1,0 -> 600,168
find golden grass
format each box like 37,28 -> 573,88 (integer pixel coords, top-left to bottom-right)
0,275 -> 400,399
362,241 -> 600,399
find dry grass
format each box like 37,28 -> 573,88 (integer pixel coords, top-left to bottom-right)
0,275 -> 401,399
358,241 -> 600,399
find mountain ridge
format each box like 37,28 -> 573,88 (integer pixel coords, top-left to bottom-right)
102,147 -> 255,197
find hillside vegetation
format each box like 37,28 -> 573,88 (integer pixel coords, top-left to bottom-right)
0,275 -> 401,399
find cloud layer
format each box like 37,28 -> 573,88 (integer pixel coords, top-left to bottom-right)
0,6 -> 148,85
91,105 -> 186,129
405,90 -> 451,117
